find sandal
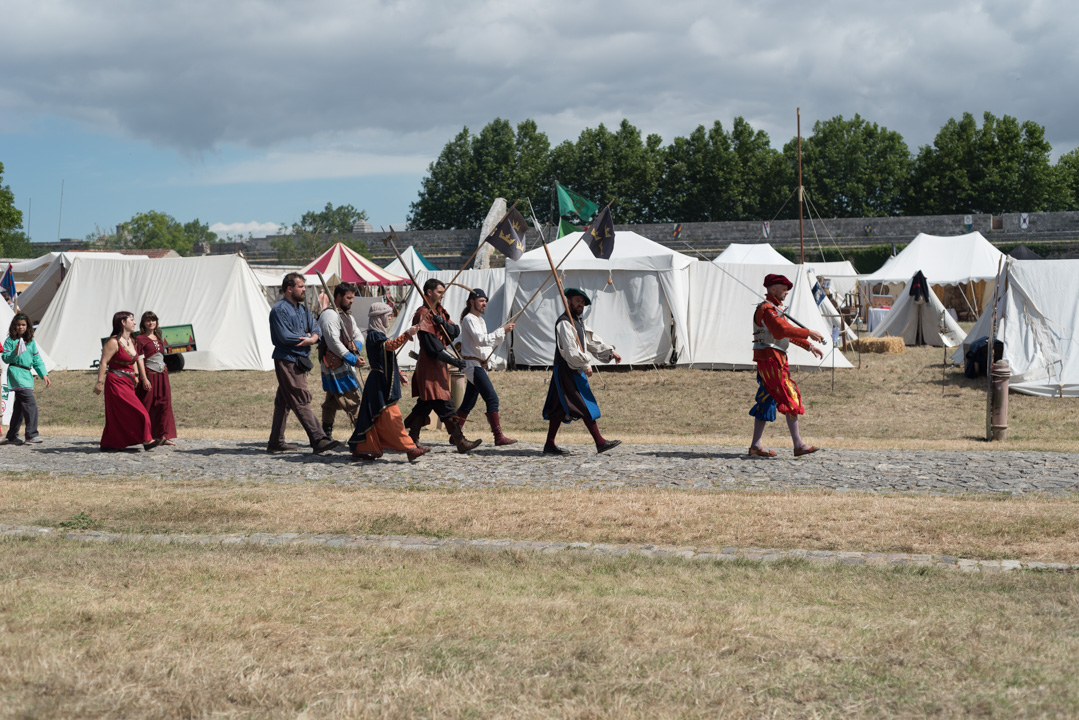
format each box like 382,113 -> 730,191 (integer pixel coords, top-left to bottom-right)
748,446 -> 777,458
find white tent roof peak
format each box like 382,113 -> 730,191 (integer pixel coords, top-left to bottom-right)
509,230 -> 694,272
713,243 -> 793,266
862,232 -> 1005,286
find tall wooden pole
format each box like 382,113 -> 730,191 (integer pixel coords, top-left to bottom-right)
797,108 -> 805,265
383,227 -> 463,359
541,241 -> 584,351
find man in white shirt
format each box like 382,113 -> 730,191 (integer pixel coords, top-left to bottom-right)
455,288 -> 517,445
317,282 -> 366,440
541,288 -> 622,455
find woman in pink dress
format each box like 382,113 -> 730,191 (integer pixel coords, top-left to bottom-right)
135,311 -> 177,446
93,311 -> 155,451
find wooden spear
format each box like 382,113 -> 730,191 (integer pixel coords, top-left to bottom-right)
383,227 -> 463,359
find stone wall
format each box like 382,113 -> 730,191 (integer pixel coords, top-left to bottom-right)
215,210 -> 1079,267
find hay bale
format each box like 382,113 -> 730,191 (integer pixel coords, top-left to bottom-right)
849,336 -> 905,354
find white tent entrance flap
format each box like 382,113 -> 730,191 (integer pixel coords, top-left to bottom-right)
955,259 -> 1079,397
34,255 -> 275,371
686,262 -> 852,370
503,231 -> 693,367
871,273 -> 967,348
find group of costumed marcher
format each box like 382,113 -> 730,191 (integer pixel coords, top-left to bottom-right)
18,269 -> 820,460
93,310 -> 177,452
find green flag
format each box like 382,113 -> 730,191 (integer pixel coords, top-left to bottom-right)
556,182 -> 598,222
558,218 -> 580,238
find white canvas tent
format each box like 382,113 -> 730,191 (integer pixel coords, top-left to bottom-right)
384,246 -> 438,277
861,232 -> 1005,315
503,231 -> 694,366
685,262 -> 852,370
16,252 -> 150,323
389,269 -> 507,370
871,274 -> 966,347
953,259 -> 1079,397
34,255 -> 274,371
714,243 -> 793,265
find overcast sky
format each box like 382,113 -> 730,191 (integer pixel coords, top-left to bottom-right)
1,0 -> 1076,242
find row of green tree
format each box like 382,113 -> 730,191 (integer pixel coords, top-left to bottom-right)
84,203 -> 372,261
408,112 -> 1079,229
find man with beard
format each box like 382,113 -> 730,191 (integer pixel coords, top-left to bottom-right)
402,279 -> 481,453
317,281 -> 366,440
268,273 -> 340,454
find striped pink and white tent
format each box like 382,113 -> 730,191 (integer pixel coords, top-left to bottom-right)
300,242 -> 408,286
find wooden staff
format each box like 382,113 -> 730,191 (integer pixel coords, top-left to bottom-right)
509,198 -> 616,325
985,256 -> 1004,441
542,240 -> 584,351
383,227 -> 463,359
446,200 -> 520,291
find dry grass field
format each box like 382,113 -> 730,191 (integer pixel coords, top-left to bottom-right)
3,540 -> 1078,719
33,345 -> 1079,450
5,344 -> 1079,717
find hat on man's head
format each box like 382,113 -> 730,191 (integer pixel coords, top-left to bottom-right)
368,301 -> 393,318
564,288 -> 591,306
467,288 -> 488,301
763,273 -> 793,290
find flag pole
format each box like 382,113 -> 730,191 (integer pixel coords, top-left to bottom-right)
383,227 -> 463,360
542,240 -> 584,352
445,200 -> 520,291
511,198 -> 615,321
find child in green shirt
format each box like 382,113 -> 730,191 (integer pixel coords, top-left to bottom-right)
1,312 -> 50,445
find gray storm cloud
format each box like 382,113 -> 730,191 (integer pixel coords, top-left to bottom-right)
2,0 -> 1077,155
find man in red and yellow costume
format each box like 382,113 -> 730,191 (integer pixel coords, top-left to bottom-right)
749,274 -> 825,458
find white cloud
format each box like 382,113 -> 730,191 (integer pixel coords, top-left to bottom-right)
197,149 -> 432,186
2,0 -> 1078,154
209,221 -> 281,239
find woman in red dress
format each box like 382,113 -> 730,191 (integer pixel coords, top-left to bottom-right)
93,311 -> 156,452
136,311 -> 177,446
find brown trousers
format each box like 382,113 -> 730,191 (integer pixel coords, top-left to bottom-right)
321,389 -> 361,428
269,359 -> 326,447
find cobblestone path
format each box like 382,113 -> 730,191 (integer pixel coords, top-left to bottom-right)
1,436 -> 1077,497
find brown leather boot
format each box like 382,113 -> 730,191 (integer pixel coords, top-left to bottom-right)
444,415 -> 481,454
404,409 -> 430,448
448,412 -> 468,445
486,411 -> 517,446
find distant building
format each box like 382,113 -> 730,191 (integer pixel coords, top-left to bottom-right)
352,219 -> 374,233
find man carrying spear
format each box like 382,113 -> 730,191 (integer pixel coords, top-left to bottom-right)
748,273 -> 826,458
542,288 -> 622,455
402,278 -> 482,453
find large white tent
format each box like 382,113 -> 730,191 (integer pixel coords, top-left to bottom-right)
953,259 -> 1079,397
35,255 -> 274,371
861,232 -> 1005,315
685,262 -> 852,370
389,269 -> 507,370
714,243 -> 793,265
16,253 -> 150,323
503,231 -> 694,366
871,274 -> 967,347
